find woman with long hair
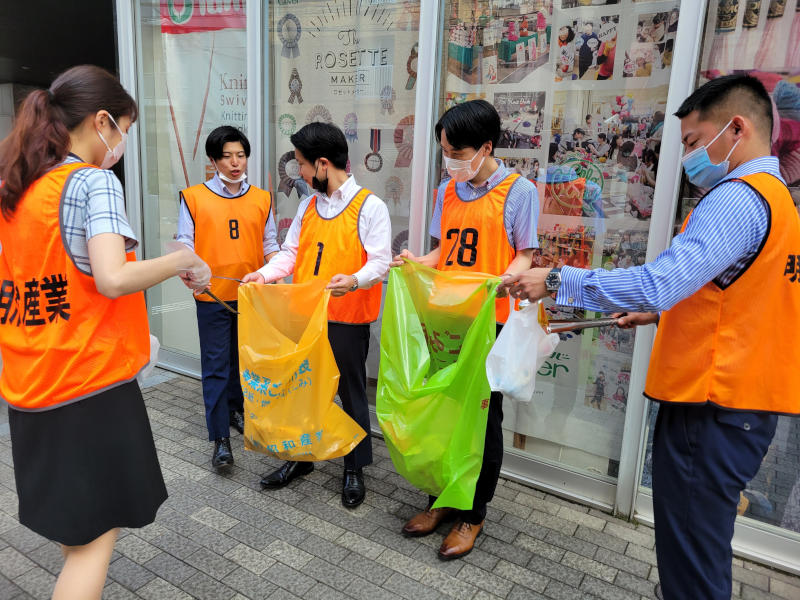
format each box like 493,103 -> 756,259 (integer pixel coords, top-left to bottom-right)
0,65 -> 210,600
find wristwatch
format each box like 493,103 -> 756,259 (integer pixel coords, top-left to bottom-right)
545,268 -> 562,293
350,275 -> 359,292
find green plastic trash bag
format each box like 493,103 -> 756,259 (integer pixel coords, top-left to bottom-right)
376,260 -> 500,510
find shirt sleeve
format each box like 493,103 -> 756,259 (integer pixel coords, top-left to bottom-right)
555,181 -> 769,312
83,168 -> 137,251
263,210 -> 280,256
428,179 -> 450,240
505,178 -> 539,251
354,195 -> 392,288
257,199 -> 310,281
175,194 -> 195,250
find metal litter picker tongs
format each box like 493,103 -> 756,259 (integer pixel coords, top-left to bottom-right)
537,302 -> 623,333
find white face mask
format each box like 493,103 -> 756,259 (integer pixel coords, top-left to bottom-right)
216,168 -> 247,184
96,113 -> 127,169
444,149 -> 487,183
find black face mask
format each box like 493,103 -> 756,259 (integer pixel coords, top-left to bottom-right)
312,161 -> 327,194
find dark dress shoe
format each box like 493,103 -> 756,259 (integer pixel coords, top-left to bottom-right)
212,438 -> 234,469
260,461 -> 314,489
341,468 -> 365,508
229,411 -> 245,434
438,520 -> 483,560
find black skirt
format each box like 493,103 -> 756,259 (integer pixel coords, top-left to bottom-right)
8,380 -> 167,546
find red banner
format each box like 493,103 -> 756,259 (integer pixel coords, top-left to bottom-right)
160,0 -> 246,34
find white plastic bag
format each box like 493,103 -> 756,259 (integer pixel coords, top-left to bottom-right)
137,334 -> 161,384
486,300 -> 559,403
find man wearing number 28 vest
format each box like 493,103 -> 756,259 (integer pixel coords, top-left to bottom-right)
242,123 -> 392,508
177,126 -> 279,470
391,100 -> 539,560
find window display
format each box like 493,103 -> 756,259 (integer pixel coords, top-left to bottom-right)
442,0 -> 680,477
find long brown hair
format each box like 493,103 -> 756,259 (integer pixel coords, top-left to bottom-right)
0,65 -> 137,219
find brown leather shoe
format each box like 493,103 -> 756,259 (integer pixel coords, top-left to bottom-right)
401,507 -> 455,537
438,520 -> 483,560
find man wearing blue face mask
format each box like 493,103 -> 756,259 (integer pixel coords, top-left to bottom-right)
501,75 -> 800,599
177,126 -> 279,470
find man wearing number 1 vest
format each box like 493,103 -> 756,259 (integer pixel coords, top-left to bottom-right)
242,123 -> 392,508
391,100 -> 539,559
178,126 -> 279,470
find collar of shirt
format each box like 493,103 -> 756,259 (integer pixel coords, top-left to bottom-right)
723,156 -> 785,184
456,159 -> 509,198
314,175 -> 360,216
205,172 -> 251,198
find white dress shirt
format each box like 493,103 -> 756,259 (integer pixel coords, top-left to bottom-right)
257,176 -> 392,288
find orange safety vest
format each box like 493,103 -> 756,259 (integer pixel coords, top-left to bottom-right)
436,174 -> 520,323
181,182 -> 272,302
294,188 -> 382,324
644,173 -> 800,415
0,162 -> 150,411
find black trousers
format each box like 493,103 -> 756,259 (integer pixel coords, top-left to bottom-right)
430,324 -> 504,524
328,322 -> 373,470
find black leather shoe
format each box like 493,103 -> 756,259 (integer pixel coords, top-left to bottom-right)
260,461 -> 314,489
229,411 -> 245,434
212,438 -> 233,469
342,468 -> 365,508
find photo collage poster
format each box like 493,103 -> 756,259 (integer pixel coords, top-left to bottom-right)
443,0 -> 680,469
269,0 -> 421,258
661,0 -> 800,534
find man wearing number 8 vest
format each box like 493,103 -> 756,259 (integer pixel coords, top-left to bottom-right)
177,126 -> 279,470
242,123 -> 391,507
391,100 -> 539,559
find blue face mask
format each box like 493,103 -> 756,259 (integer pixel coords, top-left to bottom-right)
681,119 -> 741,188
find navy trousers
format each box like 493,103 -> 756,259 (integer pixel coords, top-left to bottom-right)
196,299 -> 244,441
328,323 -> 373,470
652,403 -> 778,600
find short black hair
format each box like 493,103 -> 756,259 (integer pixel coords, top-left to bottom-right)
674,74 -> 773,142
290,122 -> 349,169
435,99 -> 501,154
205,126 -> 250,160
585,114 -> 592,120
573,128 -> 585,136
598,133 -> 607,140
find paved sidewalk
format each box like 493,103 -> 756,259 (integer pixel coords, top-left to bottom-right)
0,370 -> 798,599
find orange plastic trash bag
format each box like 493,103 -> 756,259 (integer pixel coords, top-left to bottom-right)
238,278 -> 366,461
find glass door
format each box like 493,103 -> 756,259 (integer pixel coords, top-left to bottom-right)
438,0 -> 689,507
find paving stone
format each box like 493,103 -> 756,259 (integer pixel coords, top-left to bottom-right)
561,550 -> 618,583
261,561 -> 316,596
304,582 -> 352,600
144,551 -> 199,585
614,570 -> 658,598
115,534 -> 162,564
384,571 -> 450,600
770,577 -> 800,599
12,567 -> 55,600
376,547 -> 432,581
556,505 -> 607,531
181,571 -> 236,600
594,546 -> 651,579
624,540 -> 658,566
544,528 -> 598,559
297,514 -> 345,542
499,514 -> 550,540
506,582 -> 548,600
513,533 -> 565,562
347,575 -> 406,600
580,575 -> 640,600
0,546 -> 37,579
740,584 -> 779,600
461,546 -> 502,572
732,564 -> 770,591
339,550 -> 396,584
150,529 -> 201,559
225,542 -> 277,574
419,567 -> 479,599
527,554 -> 585,589
574,525 -> 629,554
103,581 -> 141,600
457,563 -> 514,597
302,557 -> 356,591
221,566 -> 279,598
370,525 -> 421,556
0,573 -> 24,600
298,533 -> 351,564
225,521 -> 274,551
480,535 -> 532,567
603,522 -> 654,549
337,530 -> 386,560
493,559 -> 549,593
266,539 -> 314,570
542,579 -> 593,600
1,525 -> 48,554
190,506 -> 239,532
137,576 -> 194,600
107,556 -> 156,591
185,547 -> 238,580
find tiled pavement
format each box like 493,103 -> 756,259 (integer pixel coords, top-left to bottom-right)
1,370 -> 799,600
